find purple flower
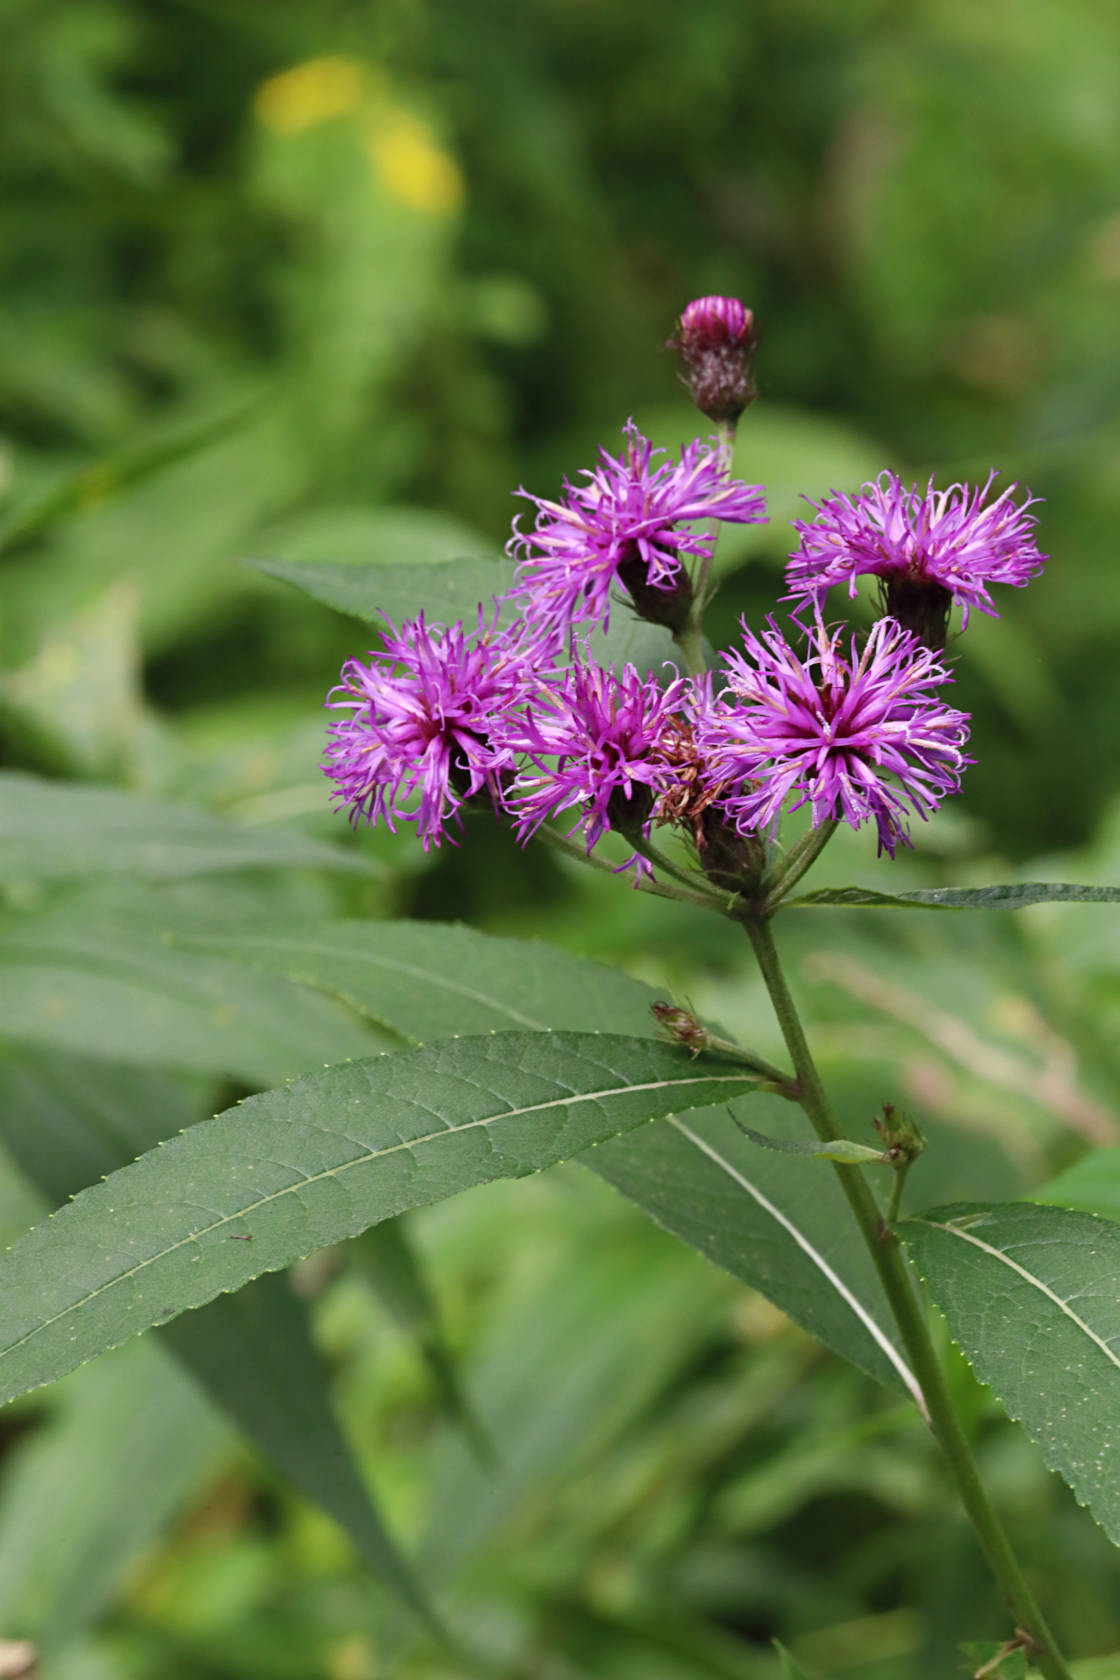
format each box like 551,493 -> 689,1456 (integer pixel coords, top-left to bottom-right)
678,295 -> 755,346
788,471 -> 1046,647
670,295 -> 759,423
695,614 -> 972,857
497,659 -> 690,877
323,610 -> 542,849
508,421 -> 767,637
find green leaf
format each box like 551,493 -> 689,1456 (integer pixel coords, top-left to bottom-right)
0,399 -> 261,554
0,1033 -> 761,1408
731,1117 -> 886,1165
774,1640 -> 821,1679
0,1339 -> 228,1649
0,773 -> 370,882
183,921 -> 911,1393
258,506 -> 499,569
350,1218 -> 492,1461
0,914 -> 384,1083
0,1047 -> 439,1631
783,882 -> 1120,912
900,1201 -> 1120,1541
592,1101 -> 917,1399
1035,1150 -> 1120,1223
177,919 -> 661,1041
246,555 -> 512,628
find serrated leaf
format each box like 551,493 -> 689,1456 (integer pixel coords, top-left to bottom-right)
0,1048 -> 440,1630
0,774 -> 370,882
900,1201 -> 1120,1541
246,555 -> 512,628
182,921 -> 912,1394
592,1103 -> 918,1399
0,1033 -> 761,1409
783,883 -> 1120,912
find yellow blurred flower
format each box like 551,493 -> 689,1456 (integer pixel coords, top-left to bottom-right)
253,57 -> 366,135
366,110 -> 464,216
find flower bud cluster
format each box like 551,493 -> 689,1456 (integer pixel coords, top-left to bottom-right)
322,298 -> 1047,884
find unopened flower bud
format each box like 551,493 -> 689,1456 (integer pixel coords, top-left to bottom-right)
670,295 -> 759,424
697,806 -> 766,892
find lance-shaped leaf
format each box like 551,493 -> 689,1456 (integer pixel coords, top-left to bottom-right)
901,1201 -> 1120,1541
782,882 -> 1120,912
246,555 -> 513,629
0,1049 -> 440,1631
0,774 -> 370,882
178,920 -> 660,1041
0,1034 -> 760,1409
181,920 -> 913,1395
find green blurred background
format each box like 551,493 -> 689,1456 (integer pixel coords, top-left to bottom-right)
1,1 -> 1120,1676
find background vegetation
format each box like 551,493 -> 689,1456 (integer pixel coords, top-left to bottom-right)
1,1 -> 1119,1674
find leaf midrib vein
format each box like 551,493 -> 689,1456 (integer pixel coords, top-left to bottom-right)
911,1215 -> 1120,1373
2,1064 -> 752,1367
201,936 -> 551,1031
668,1118 -> 923,1407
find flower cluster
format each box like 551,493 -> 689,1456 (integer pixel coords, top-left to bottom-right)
322,296 -> 1046,886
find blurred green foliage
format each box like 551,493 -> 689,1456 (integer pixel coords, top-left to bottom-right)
1,0 -> 1119,1675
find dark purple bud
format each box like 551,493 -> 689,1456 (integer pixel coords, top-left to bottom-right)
670,295 -> 759,424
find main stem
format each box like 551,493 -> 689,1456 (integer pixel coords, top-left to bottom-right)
741,910 -> 1073,1680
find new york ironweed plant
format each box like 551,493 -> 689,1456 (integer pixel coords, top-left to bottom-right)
2,297 -> 1120,1679
320,298 -> 1112,1679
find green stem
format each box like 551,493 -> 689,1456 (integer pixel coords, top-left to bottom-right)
673,619 -> 708,679
760,819 -> 839,912
740,911 -> 1074,1680
627,832 -> 724,903
539,826 -> 721,913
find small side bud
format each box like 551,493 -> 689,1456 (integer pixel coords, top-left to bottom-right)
874,1103 -> 926,1166
669,295 -> 759,424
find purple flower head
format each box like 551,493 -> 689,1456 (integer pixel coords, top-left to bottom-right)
323,609 -> 543,849
498,659 -> 690,879
788,471 -> 1046,648
678,295 -> 755,348
695,614 -> 972,858
670,295 -> 760,423
508,421 -> 767,638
